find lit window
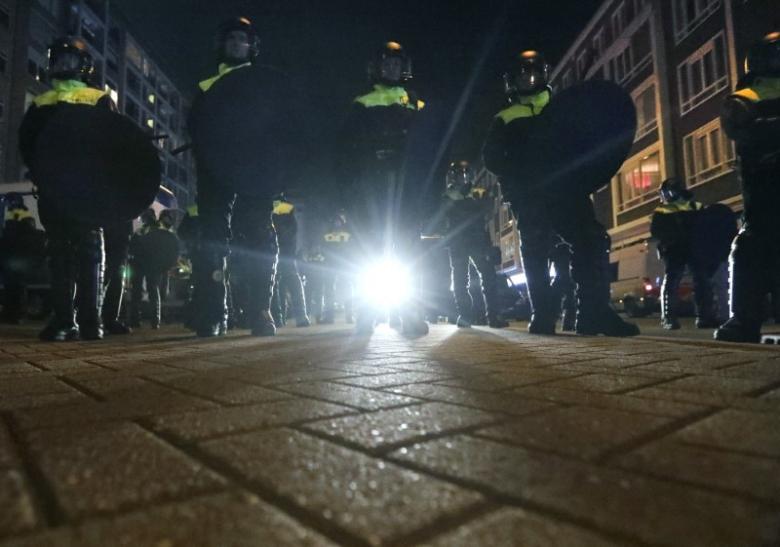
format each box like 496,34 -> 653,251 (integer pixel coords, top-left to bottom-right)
147,93 -> 155,105
632,79 -> 657,140
616,149 -> 662,212
146,118 -> 155,129
683,119 -> 735,186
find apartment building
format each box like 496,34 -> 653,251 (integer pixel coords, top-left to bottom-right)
1,0 -> 196,209
549,0 -> 775,294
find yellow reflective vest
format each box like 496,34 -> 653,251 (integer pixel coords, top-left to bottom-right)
33,79 -> 107,108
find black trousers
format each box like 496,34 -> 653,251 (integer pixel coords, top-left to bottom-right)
103,221 -> 132,323
661,250 -> 714,321
514,195 -> 611,324
448,237 -> 499,322
38,199 -> 104,329
194,176 -> 278,329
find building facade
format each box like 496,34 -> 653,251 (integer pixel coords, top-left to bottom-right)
0,0 -> 195,209
549,0 -> 775,296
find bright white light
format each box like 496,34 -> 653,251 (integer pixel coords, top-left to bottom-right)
357,256 -> 411,310
509,273 -> 526,286
644,284 -> 654,292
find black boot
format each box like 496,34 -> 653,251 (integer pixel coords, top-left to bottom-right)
40,240 -> 79,342
521,246 -> 556,335
76,229 -> 105,340
715,230 -> 765,343
660,279 -> 681,330
572,232 -> 639,337
194,252 -> 229,337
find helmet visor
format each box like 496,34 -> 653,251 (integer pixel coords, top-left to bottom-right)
49,50 -> 83,78
222,30 -> 252,63
509,67 -> 546,94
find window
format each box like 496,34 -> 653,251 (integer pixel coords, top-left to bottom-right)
683,119 -> 735,186
609,23 -> 652,85
104,81 -> 118,104
577,51 -> 589,80
126,69 -> 141,96
617,150 -> 662,212
562,68 -> 573,89
612,3 -> 626,38
633,80 -> 657,140
677,32 -> 729,114
80,14 -> 105,53
592,29 -> 605,58
673,0 -> 721,43
124,98 -> 139,122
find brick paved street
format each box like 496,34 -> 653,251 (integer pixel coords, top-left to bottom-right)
1,322 -> 780,546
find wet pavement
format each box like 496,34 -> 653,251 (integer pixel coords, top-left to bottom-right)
1,320 -> 779,546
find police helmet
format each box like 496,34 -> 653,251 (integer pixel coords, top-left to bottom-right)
659,178 -> 692,204
368,41 -> 413,85
216,16 -> 260,64
503,50 -> 550,100
159,209 -> 177,229
48,37 -> 94,82
446,161 -> 476,196
140,208 -> 157,226
746,31 -> 780,77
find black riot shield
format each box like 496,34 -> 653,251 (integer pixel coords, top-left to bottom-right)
32,106 -> 161,225
136,228 -> 180,273
511,80 -> 637,196
693,203 -> 738,276
189,65 -> 309,198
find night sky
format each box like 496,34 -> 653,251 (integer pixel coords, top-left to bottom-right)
114,0 -> 601,204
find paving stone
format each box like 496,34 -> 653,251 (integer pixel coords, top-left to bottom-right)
201,429 -> 484,546
0,469 -> 39,538
277,381 -> 420,411
333,371 -> 456,389
0,391 -> 89,412
473,406 -> 671,460
541,373 -> 673,394
156,375 -> 292,405
615,439 -> 780,504
673,409 -> 780,458
26,359 -> 106,374
0,491 -> 335,546
239,369 -> 362,386
627,386 -> 752,408
383,384 -> 558,416
0,362 -> 43,376
302,402 -> 500,452
422,507 -> 627,547
25,422 -> 227,518
151,399 -> 353,441
0,376 -> 76,397
389,436 -> 780,547
434,369 -> 576,392
512,385 -> 710,417
643,375 -> 774,396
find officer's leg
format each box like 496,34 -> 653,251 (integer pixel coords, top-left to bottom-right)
715,227 -> 768,343
128,261 -> 144,327
560,201 -> 639,337
690,259 -> 718,328
75,227 -> 106,340
102,224 -> 132,334
193,181 -> 235,337
147,269 -> 163,329
237,197 -> 277,336
40,232 -> 79,341
474,246 -> 508,329
449,244 -> 473,327
550,246 -> 576,331
660,255 -> 684,330
280,258 -> 310,327
322,269 -> 337,323
398,228 -> 429,336
517,218 -> 556,335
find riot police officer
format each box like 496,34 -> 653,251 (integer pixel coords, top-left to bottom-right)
18,37 -> 114,341
442,161 -> 507,329
128,208 -> 160,328
319,211 -> 354,324
189,17 -> 278,337
483,50 -> 639,337
271,195 -> 310,327
340,41 -> 428,335
715,32 -> 780,343
650,178 -> 717,330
